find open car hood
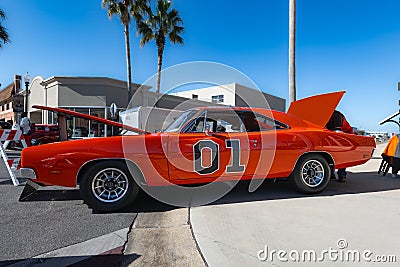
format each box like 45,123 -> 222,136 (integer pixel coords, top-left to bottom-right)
32,105 -> 150,135
287,91 -> 345,128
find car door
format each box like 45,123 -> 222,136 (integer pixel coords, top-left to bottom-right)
167,109 -> 262,182
251,112 -> 291,179
167,111 -> 226,182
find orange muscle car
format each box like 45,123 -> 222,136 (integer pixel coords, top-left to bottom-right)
19,91 -> 375,211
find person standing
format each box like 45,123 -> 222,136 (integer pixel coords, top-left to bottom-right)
20,112 -> 32,146
326,110 -> 354,182
382,133 -> 400,178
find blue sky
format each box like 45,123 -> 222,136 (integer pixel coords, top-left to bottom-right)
1,0 -> 400,133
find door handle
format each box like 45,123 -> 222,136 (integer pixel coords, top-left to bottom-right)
246,139 -> 258,147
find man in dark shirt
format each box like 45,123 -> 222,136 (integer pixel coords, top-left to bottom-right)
326,110 -> 354,182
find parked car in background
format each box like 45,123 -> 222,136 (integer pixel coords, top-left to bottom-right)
7,123 -> 60,148
30,124 -> 60,146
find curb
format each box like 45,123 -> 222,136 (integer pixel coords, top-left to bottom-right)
8,228 -> 129,267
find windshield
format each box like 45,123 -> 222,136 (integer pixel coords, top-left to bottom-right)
164,110 -> 199,132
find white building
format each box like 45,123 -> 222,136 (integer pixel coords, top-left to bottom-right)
173,83 -> 286,111
366,131 -> 389,141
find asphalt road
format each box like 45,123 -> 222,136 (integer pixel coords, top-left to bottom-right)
0,151 -> 137,266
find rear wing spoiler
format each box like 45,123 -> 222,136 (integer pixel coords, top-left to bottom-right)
287,91 -> 345,127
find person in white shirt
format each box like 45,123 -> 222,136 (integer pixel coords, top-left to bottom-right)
19,112 -> 32,146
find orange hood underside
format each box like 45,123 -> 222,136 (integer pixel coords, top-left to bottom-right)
287,91 -> 345,127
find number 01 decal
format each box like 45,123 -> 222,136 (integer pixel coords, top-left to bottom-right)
193,140 -> 219,175
226,140 -> 245,173
193,139 -> 245,175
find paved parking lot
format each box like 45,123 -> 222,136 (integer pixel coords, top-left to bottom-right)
0,152 -> 137,266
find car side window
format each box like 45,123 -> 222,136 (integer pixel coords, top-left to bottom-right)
183,111 -> 233,133
182,110 -> 288,133
186,116 -> 206,132
254,113 -> 289,131
236,111 -> 288,132
237,112 -> 260,132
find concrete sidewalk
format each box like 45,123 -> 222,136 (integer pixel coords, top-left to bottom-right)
123,208 -> 205,266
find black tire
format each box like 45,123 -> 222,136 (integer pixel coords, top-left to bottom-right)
290,154 -> 331,194
80,161 -> 139,212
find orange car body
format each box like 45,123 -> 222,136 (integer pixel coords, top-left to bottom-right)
20,92 -> 376,188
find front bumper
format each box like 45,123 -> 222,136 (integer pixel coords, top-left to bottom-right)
17,168 -> 37,179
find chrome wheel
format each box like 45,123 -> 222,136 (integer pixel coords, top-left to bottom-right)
91,168 -> 129,203
301,160 -> 325,187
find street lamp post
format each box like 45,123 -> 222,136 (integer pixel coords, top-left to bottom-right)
23,72 -> 31,112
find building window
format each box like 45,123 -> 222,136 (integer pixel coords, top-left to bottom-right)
211,95 -> 224,103
6,103 -> 9,110
192,94 -> 198,99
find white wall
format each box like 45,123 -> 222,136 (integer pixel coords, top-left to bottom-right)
174,84 -> 236,106
173,83 -> 286,111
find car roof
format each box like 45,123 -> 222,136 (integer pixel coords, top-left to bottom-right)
191,106 -> 312,128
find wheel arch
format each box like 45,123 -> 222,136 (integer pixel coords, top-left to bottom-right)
76,158 -> 147,186
290,151 -> 335,175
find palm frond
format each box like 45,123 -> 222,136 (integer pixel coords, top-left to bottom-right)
0,8 -> 9,47
0,8 -> 5,20
102,0 -> 131,25
168,30 -> 183,45
0,25 -> 10,48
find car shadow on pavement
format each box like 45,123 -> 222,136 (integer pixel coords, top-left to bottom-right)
0,178 -> 27,185
0,253 -> 140,267
20,189 -> 82,202
113,190 -> 177,214
21,186 -> 177,214
17,170 -> 399,213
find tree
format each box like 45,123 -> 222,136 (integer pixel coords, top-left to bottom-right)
0,8 -> 10,48
102,0 -> 141,100
288,0 -> 296,103
136,0 -> 184,95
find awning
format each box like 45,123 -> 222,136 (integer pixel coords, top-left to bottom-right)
379,111 -> 400,128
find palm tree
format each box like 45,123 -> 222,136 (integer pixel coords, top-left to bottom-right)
0,8 -> 10,48
136,0 -> 184,95
102,0 -> 137,100
288,0 -> 296,103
